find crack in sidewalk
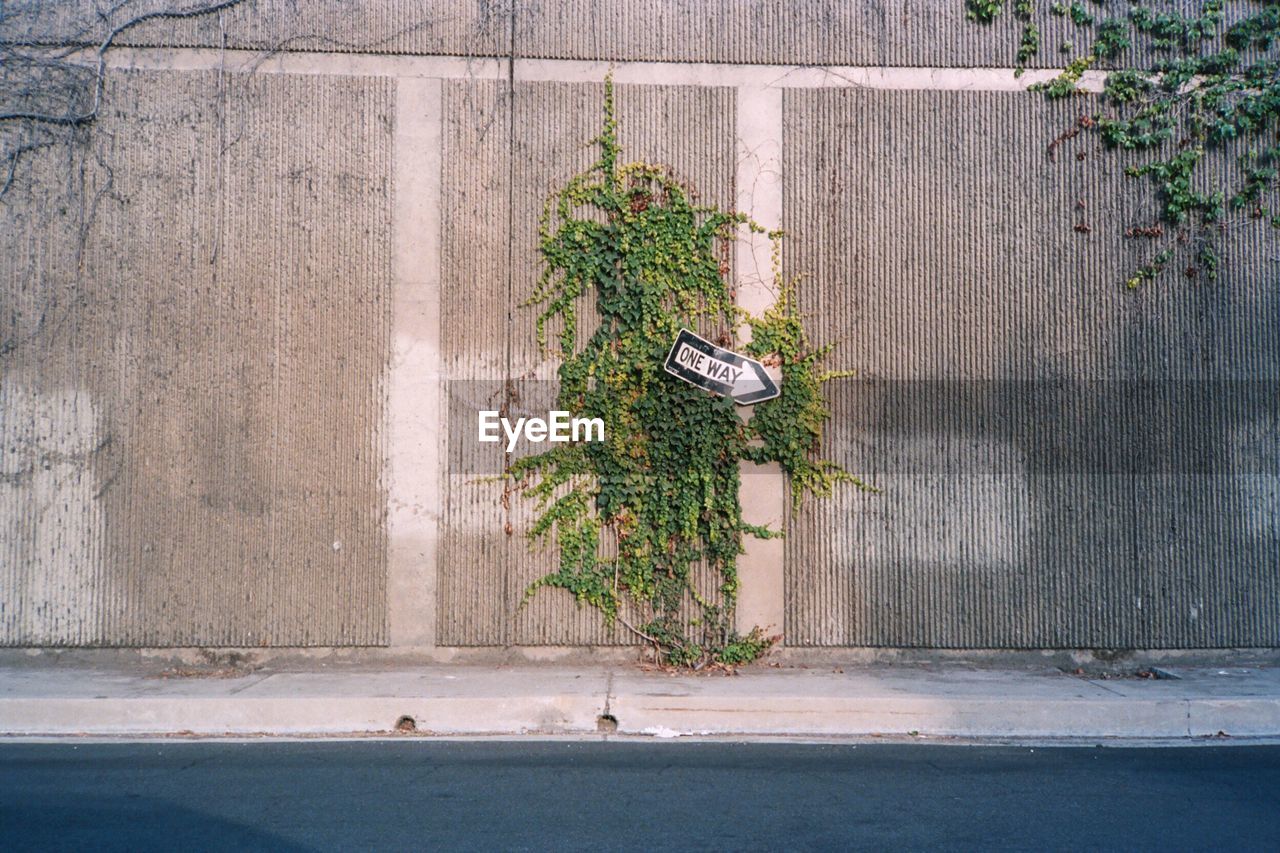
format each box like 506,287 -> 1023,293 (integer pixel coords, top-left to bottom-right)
598,671 -> 617,737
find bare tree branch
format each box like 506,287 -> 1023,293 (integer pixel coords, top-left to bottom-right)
0,0 -> 247,126
0,0 -> 248,203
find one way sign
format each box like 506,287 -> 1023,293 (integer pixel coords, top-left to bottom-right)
663,328 -> 780,405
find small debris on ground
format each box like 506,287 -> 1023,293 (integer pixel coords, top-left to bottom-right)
149,667 -> 249,680
1066,666 -> 1181,681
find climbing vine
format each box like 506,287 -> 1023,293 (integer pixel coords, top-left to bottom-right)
508,77 -> 866,668
969,0 -> 1280,286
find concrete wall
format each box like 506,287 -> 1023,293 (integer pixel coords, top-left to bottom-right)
2,69 -> 391,645
2,1 -> 1207,67
783,88 -> 1280,648
1,1 -> 1276,651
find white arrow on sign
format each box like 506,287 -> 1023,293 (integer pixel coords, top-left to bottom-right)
662,328 -> 780,405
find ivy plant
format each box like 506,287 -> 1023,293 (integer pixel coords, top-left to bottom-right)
970,0 -> 1280,287
508,77 -> 867,668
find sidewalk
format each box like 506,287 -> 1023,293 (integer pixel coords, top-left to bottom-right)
1,662 -> 1278,740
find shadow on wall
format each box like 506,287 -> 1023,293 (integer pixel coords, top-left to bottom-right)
785,88 -> 1280,650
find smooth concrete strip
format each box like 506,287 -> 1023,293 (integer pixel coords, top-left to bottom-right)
732,82 -> 786,639
387,75 -> 446,648
92,47 -> 1104,92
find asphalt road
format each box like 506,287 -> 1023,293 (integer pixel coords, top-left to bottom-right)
2,741 -> 1277,851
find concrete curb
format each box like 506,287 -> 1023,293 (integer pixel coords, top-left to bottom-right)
0,696 -> 605,737
2,666 -> 1277,740
610,695 -> 1280,739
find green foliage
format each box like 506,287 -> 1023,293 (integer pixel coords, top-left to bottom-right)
744,285 -> 874,505
1126,149 -> 1226,225
1018,22 -> 1043,66
1196,242 -> 1221,280
716,628 -> 775,666
1014,2 -> 1041,68
1131,1 -> 1224,53
513,78 -> 864,668
1102,68 -> 1155,104
1226,5 -> 1280,49
967,0 -> 1006,23
1034,54 -> 1096,97
1094,18 -> 1132,59
969,0 -> 1280,286
1125,248 -> 1175,290
1231,144 -> 1280,212
1069,2 -> 1095,27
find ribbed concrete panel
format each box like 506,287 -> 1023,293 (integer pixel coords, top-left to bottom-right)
0,69 -> 391,646
517,0 -> 1214,69
437,80 -> 735,645
436,79 -> 512,646
1,127 -> 102,645
1127,216 -> 1280,648
783,88 -> 1280,648
2,0 -> 509,57
3,0 -> 1227,68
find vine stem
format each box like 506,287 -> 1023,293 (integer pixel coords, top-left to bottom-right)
615,615 -> 661,648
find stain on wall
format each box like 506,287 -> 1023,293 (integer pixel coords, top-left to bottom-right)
783,88 -> 1280,648
1,70 -> 391,646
